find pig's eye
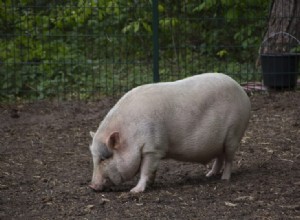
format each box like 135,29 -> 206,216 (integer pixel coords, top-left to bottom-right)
99,155 -> 109,162
100,157 -> 105,162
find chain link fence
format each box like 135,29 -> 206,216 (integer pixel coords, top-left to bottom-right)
1,0 -> 293,102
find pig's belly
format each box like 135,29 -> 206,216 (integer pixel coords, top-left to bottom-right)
165,142 -> 223,164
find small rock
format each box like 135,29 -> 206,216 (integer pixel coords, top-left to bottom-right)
34,159 -> 43,165
33,176 -> 41,179
10,109 -> 20,118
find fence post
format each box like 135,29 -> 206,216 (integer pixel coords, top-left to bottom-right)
152,0 -> 160,82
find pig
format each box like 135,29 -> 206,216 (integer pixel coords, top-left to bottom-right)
89,73 -> 251,193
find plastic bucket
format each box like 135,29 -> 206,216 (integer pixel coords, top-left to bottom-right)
260,32 -> 300,89
261,53 -> 299,89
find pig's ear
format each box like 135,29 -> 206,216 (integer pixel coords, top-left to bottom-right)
90,131 -> 95,138
106,131 -> 120,149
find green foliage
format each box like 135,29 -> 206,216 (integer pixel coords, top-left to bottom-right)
157,0 -> 268,83
0,0 -> 269,102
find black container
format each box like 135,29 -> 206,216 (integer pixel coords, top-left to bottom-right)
261,54 -> 299,89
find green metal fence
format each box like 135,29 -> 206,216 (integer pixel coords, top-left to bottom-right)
0,0 -> 272,102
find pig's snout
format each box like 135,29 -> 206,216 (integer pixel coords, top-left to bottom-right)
89,183 -> 103,191
89,178 -> 113,192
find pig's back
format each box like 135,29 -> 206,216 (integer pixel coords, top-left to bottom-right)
118,73 -> 249,118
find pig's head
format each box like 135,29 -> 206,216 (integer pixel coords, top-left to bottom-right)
88,131 -> 123,191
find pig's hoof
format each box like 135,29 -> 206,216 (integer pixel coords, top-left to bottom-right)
206,170 -> 216,178
130,186 -> 145,193
221,175 -> 231,181
221,171 -> 231,180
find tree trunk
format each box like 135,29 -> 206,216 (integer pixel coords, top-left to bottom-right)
260,0 -> 300,55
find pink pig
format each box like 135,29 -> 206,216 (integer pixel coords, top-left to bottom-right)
89,73 -> 251,193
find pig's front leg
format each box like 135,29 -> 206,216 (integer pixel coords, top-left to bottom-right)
130,153 -> 160,193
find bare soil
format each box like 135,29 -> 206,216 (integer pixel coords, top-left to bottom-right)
0,92 -> 300,219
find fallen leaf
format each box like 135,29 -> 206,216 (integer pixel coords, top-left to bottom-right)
0,184 -> 8,190
84,204 -> 95,212
225,201 -> 238,207
279,205 -> 300,210
234,196 -> 254,202
86,205 -> 94,209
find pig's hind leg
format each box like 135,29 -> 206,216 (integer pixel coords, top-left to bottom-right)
221,138 -> 240,180
221,156 -> 233,180
130,153 -> 161,193
206,154 -> 224,178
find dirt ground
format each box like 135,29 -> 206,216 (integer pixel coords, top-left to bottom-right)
0,91 -> 299,219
